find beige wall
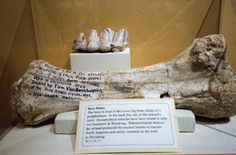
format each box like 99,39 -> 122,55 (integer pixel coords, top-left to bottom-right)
0,0 -> 37,137
220,0 -> 236,67
1,0 -> 236,137
31,0 -> 214,68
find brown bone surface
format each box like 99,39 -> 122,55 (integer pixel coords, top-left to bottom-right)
11,34 -> 236,125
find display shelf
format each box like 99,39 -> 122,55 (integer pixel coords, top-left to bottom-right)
1,116 -> 236,154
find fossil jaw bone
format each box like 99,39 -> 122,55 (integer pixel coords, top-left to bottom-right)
73,28 -> 128,52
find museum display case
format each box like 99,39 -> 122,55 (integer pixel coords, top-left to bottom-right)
0,0 -> 236,154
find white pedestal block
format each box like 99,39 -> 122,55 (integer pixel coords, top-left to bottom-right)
54,111 -> 78,134
70,48 -> 131,72
176,109 -> 196,132
54,109 -> 195,134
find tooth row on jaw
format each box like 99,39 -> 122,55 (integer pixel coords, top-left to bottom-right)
72,28 -> 128,52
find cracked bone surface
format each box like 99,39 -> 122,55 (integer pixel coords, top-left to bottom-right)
12,34 -> 236,125
73,28 -> 128,52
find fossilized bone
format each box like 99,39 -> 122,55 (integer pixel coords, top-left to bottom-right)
12,34 -> 236,125
72,28 -> 128,52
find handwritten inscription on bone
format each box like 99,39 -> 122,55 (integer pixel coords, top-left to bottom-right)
27,63 -> 106,101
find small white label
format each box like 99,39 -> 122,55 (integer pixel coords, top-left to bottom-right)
75,98 -> 179,153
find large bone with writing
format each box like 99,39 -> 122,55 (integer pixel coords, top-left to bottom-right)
11,34 -> 236,125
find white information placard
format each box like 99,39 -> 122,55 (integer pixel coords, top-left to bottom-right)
75,98 -> 179,154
